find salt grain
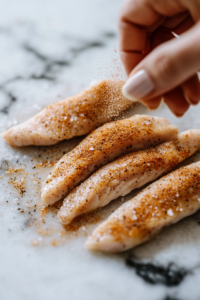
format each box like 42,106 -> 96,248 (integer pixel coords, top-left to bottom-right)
167,209 -> 173,216
132,209 -> 137,220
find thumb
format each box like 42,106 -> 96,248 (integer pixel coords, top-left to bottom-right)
122,22 -> 200,103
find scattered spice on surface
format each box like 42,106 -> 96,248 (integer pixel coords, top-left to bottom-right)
6,168 -> 24,174
8,177 -> 27,195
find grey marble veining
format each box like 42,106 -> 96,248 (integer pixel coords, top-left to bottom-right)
1,1 -> 200,300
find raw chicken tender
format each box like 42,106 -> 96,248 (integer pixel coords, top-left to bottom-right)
4,80 -> 132,146
86,161 -> 200,252
59,130 -> 200,225
42,115 -> 178,205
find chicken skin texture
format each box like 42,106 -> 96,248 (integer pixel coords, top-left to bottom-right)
4,80 -> 133,146
41,115 -> 178,205
86,161 -> 200,252
59,130 -> 200,225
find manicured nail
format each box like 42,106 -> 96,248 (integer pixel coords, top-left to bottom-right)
122,69 -> 155,102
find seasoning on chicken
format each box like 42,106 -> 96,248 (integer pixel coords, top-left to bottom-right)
3,80 -> 133,146
42,115 -> 178,205
58,130 -> 200,225
86,161 -> 200,252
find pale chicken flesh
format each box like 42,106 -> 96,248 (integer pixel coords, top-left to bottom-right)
41,115 -> 178,205
58,130 -> 200,225
3,80 -> 133,146
86,161 -> 200,253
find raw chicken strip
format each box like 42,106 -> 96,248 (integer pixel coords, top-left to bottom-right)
41,115 -> 178,205
58,130 -> 200,225
86,161 -> 200,252
3,80 -> 133,146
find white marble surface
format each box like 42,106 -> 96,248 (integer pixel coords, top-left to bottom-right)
1,1 -> 200,299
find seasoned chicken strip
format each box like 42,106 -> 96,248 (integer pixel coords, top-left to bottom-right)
86,161 -> 200,252
41,115 -> 178,205
3,80 -> 133,146
58,130 -> 200,225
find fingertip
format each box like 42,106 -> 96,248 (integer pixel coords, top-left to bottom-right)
163,98 -> 183,117
120,51 -> 144,75
181,75 -> 200,105
173,111 -> 184,118
163,87 -> 190,117
183,92 -> 199,106
140,96 -> 162,110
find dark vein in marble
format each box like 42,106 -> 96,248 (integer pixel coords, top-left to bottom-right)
0,73 -> 53,115
103,31 -> 116,38
0,86 -> 17,114
71,41 -> 104,57
164,296 -> 181,300
0,30 -> 109,114
22,38 -> 105,79
0,78 -> 21,114
23,44 -> 48,61
29,73 -> 55,81
125,256 -> 189,286
23,44 -> 71,66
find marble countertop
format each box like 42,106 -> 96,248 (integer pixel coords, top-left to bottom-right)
1,1 -> 200,299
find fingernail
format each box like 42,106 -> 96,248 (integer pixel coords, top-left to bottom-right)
122,69 -> 155,102
183,92 -> 199,106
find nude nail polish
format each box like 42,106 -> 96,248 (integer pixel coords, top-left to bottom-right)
122,69 -> 155,102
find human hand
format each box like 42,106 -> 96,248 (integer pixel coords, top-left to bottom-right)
119,0 -> 200,116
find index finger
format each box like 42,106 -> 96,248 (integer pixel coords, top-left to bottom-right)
118,0 -> 161,74
118,0 -> 187,75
